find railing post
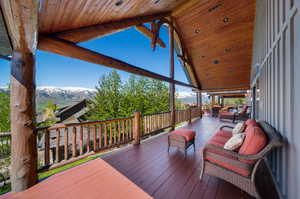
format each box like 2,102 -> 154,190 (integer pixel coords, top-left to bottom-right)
188,107 -> 192,124
133,111 -> 141,145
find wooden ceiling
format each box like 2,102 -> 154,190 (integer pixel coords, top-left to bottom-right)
39,0 -> 185,34
0,0 -> 256,92
173,0 -> 256,91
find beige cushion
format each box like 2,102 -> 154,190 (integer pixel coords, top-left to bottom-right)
224,133 -> 246,150
232,122 -> 246,135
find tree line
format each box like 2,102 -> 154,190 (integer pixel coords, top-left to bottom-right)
86,70 -> 184,121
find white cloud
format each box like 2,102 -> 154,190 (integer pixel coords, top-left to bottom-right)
176,91 -> 196,99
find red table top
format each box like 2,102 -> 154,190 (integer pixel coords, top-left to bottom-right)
1,159 -> 153,199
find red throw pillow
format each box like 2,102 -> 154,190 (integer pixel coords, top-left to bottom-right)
245,119 -> 257,126
238,126 -> 267,163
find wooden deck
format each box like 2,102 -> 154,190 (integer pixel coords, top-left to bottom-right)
102,116 -> 254,199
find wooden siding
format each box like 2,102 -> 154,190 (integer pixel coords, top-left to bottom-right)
251,0 -> 300,198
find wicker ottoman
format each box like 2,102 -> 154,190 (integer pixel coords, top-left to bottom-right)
168,128 -> 196,156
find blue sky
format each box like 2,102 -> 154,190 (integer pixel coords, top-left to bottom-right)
0,25 -> 191,92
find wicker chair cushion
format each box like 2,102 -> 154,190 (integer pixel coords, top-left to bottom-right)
206,135 -> 250,176
170,128 -> 196,142
239,126 -> 268,163
220,112 -> 235,116
216,130 -> 232,138
208,135 -> 230,146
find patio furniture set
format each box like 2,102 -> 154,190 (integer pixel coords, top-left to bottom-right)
168,118 -> 283,198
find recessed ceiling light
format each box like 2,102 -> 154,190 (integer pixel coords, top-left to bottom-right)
213,60 -> 220,64
225,48 -> 231,52
195,29 -> 201,34
115,0 -> 123,6
223,17 -> 230,23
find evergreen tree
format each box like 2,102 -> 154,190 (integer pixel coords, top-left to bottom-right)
0,91 -> 10,132
87,71 -> 185,121
87,70 -> 123,120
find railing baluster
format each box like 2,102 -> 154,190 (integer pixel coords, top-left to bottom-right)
56,129 -> 60,163
113,122 -> 117,145
79,126 -> 83,155
86,126 -> 90,152
44,130 -> 50,166
121,120 -> 125,142
104,123 -> 107,147
99,124 -> 102,149
109,123 -> 112,146
72,126 -> 77,157
118,121 -> 121,143
64,127 -> 68,160
93,125 -> 97,152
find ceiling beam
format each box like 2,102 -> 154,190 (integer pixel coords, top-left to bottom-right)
38,36 -> 197,89
0,55 -> 11,61
51,12 -> 170,43
200,87 -> 250,92
135,24 -> 166,48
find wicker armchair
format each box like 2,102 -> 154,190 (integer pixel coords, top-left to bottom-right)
219,105 -> 249,123
200,121 -> 283,198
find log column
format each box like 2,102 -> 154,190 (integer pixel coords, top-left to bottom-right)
169,18 -> 176,130
10,50 -> 37,192
211,95 -> 215,106
1,0 -> 39,191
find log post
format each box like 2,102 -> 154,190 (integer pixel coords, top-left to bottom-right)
10,51 -> 38,191
133,111 -> 141,145
211,95 -> 215,106
1,0 -> 39,192
199,92 -> 203,118
169,18 -> 176,130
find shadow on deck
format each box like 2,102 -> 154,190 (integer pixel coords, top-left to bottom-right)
102,116 -> 253,199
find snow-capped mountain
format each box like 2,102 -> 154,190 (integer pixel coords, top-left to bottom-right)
0,86 -> 204,106
36,86 -> 96,105
0,86 -> 96,107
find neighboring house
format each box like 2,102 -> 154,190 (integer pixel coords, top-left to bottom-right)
55,99 -> 89,124
37,99 -> 89,125
37,100 -> 90,164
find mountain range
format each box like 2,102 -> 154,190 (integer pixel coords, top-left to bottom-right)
0,86 -> 200,107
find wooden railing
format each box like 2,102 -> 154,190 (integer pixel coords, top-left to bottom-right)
141,111 -> 171,137
1,107 -> 202,171
36,116 -> 134,170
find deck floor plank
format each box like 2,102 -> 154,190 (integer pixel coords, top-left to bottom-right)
102,116 -> 254,199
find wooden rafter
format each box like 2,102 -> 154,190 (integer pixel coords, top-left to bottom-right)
38,36 -> 197,89
161,18 -> 201,89
52,12 -> 170,43
0,55 -> 11,61
135,24 -> 166,48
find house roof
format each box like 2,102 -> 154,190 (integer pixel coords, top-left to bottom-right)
55,100 -> 88,122
0,0 -> 256,92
